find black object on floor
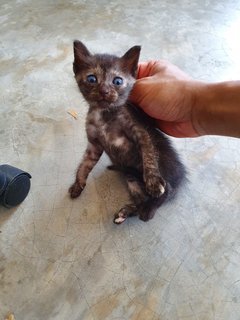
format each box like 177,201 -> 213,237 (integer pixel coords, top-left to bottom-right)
0,164 -> 31,208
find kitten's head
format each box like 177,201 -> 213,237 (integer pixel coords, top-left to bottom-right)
73,40 -> 141,109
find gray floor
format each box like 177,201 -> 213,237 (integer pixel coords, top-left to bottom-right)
1,1 -> 240,319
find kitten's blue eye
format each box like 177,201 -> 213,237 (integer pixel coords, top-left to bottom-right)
87,75 -> 97,83
113,77 -> 123,86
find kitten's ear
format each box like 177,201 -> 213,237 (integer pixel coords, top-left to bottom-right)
73,40 -> 91,74
121,45 -> 141,78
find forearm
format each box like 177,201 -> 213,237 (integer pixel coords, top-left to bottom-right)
192,81 -> 240,138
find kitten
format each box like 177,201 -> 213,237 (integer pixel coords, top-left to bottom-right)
69,41 -> 186,224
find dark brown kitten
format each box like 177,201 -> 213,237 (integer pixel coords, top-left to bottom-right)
69,40 -> 186,224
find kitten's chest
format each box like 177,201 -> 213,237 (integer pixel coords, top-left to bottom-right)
86,109 -> 132,151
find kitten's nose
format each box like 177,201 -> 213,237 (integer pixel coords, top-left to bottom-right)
99,85 -> 109,97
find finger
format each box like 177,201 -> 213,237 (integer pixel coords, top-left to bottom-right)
137,60 -> 159,78
129,78 -> 149,105
137,62 -> 151,78
156,121 -> 185,137
156,120 -> 199,138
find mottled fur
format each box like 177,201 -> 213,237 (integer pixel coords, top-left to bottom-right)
69,41 -> 186,223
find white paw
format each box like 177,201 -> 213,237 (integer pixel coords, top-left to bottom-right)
114,216 -> 126,224
160,183 -> 165,194
113,211 -> 127,224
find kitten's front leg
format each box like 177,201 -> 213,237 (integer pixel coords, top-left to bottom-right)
142,154 -> 166,198
69,142 -> 103,198
130,125 -> 166,198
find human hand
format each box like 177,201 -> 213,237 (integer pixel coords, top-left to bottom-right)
130,60 -> 200,138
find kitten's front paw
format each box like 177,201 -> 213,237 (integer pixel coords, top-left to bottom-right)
69,182 -> 84,199
145,175 -> 166,198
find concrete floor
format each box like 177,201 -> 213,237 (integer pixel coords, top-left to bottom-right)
0,1 -> 240,319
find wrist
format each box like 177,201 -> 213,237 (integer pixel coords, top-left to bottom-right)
192,81 -> 240,137
191,82 -> 213,136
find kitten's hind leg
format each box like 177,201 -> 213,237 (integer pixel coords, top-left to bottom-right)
113,204 -> 137,224
113,173 -> 144,224
126,175 -> 149,204
113,175 -> 147,224
138,185 -> 169,221
113,176 -> 167,224
127,174 -> 168,222
138,197 -> 165,222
